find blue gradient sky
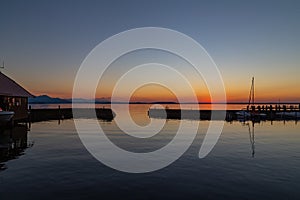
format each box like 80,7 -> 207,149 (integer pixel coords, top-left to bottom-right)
0,0 -> 299,102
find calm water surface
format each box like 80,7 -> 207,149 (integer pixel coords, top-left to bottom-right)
0,105 -> 299,199
28,103 -> 253,110
29,103 -> 300,110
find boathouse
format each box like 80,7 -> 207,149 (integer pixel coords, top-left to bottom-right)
0,72 -> 34,121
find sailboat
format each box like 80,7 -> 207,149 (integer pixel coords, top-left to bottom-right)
236,77 -> 266,120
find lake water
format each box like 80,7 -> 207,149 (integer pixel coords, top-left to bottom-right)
29,103 -> 300,110
29,103 -> 238,110
0,105 -> 300,199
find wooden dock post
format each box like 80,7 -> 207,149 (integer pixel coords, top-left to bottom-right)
58,105 -> 60,119
28,105 -> 32,127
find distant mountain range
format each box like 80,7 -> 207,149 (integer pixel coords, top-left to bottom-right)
28,95 -> 178,104
29,95 -> 112,104
28,95 -> 299,104
29,95 -> 70,104
28,95 -> 225,104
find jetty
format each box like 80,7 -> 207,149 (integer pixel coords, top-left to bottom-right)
148,105 -> 300,122
29,108 -> 115,122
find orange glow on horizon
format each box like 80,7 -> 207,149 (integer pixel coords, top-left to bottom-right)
130,85 -> 178,102
30,78 -> 300,103
32,88 -> 300,103
34,93 -> 300,103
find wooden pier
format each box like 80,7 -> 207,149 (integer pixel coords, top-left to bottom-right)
28,108 -> 115,122
148,108 -> 300,121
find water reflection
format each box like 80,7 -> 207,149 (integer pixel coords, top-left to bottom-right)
0,125 -> 33,171
241,121 -> 256,157
247,122 -> 255,158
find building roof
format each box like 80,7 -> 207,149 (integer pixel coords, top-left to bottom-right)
0,72 -> 34,97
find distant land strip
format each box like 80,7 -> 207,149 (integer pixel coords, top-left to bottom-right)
29,95 -> 299,105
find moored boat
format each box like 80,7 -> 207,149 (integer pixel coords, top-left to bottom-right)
0,111 -> 14,125
236,109 -> 251,118
276,111 -> 300,119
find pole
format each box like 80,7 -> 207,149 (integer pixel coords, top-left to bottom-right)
252,77 -> 254,106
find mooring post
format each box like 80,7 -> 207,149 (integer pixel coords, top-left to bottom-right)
28,105 -> 32,123
58,105 -> 61,119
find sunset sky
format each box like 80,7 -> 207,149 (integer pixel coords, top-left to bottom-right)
0,0 -> 299,102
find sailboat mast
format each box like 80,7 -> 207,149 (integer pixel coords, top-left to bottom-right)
252,77 -> 254,106
248,77 -> 255,106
